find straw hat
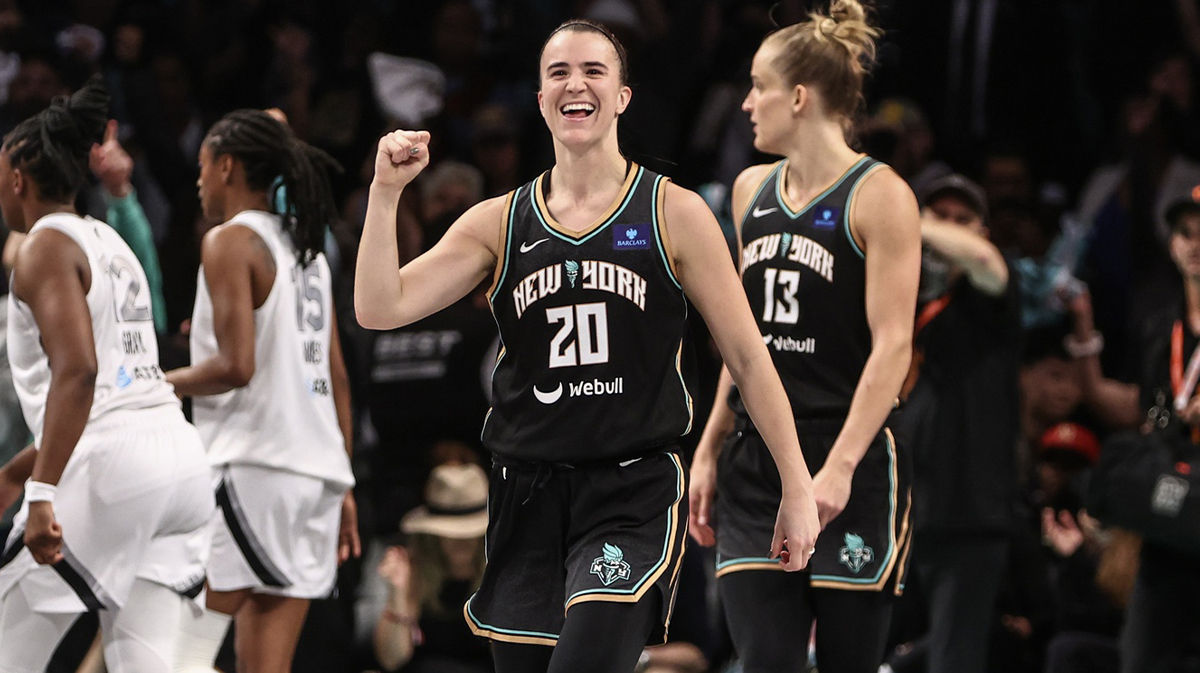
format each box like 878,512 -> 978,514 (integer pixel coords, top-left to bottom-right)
401,464 -> 489,539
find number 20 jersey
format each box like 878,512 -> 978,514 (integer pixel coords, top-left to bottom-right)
483,164 -> 693,463
8,214 -> 179,447
739,157 -> 884,419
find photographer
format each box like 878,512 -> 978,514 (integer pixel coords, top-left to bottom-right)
1069,198 -> 1200,672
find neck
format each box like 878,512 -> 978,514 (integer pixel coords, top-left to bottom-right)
549,134 -> 627,200
23,201 -> 76,230
781,117 -> 859,190
221,190 -> 271,223
1186,278 -> 1200,333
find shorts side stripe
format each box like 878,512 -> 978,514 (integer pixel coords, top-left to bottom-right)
0,529 -> 24,570
216,477 -> 289,588
564,453 -> 685,609
54,545 -> 109,611
463,594 -> 559,646
714,557 -> 783,577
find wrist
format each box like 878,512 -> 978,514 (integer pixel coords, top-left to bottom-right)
369,181 -> 405,199
1064,331 -> 1104,359
105,182 -> 133,199
25,480 -> 57,504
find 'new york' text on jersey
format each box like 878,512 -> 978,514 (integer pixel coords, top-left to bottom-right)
483,164 -> 692,463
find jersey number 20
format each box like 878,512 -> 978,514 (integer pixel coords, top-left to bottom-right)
547,302 -> 609,368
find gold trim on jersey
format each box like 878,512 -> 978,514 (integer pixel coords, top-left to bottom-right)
487,190 -> 518,300
714,560 -> 784,577
463,599 -> 559,646
654,176 -> 681,282
843,162 -> 889,257
777,154 -> 867,215
532,163 -> 640,239
738,161 -> 785,228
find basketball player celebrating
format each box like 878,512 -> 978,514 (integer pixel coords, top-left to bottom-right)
0,78 -> 213,672
689,3 -> 921,672
166,110 -> 359,673
356,20 -> 820,673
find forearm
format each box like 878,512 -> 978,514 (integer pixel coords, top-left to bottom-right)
373,591 -> 417,671
726,350 -> 812,493
1077,354 -> 1142,428
694,365 -> 735,459
826,336 -> 911,471
355,183 -> 406,329
166,358 -> 250,397
32,370 -> 95,485
0,445 -> 36,487
921,220 -> 1006,294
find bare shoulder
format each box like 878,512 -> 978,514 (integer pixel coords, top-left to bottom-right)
662,180 -> 715,225
448,193 -> 510,251
732,163 -> 777,201
11,227 -> 88,301
852,166 -> 918,218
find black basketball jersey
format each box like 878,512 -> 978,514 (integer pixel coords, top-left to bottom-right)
482,164 -> 693,462
737,156 -> 886,419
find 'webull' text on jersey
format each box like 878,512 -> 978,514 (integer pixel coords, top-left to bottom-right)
739,157 -> 885,419
484,164 -> 693,463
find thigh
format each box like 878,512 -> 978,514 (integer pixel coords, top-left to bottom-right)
718,569 -> 813,673
812,588 -> 894,673
0,585 -> 79,672
549,595 -> 659,673
99,579 -> 184,673
233,594 -> 311,673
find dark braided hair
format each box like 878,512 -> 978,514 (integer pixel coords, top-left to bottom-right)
204,110 -> 342,265
3,74 -> 109,203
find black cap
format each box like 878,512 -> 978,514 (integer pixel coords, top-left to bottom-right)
921,173 -> 988,221
1166,197 -> 1200,233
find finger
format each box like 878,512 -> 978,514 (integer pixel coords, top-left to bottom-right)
104,119 -> 119,145
769,524 -> 785,561
414,130 -> 431,145
351,529 -> 362,558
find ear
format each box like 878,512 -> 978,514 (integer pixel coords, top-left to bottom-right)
11,167 -> 24,198
616,85 -> 632,116
219,154 -> 234,185
792,83 -> 808,114
537,89 -> 545,115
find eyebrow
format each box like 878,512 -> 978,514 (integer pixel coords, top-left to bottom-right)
545,61 -> 609,72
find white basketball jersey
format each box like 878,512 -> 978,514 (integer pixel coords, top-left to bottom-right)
8,213 -> 179,447
190,211 -> 353,488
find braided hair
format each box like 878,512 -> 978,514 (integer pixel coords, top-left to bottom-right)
204,110 -> 342,265
3,75 -> 109,203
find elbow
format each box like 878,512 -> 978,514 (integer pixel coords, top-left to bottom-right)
57,362 -> 97,396
354,303 -> 402,331
222,359 -> 255,389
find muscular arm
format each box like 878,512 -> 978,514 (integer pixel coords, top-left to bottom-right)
13,230 -> 97,487
354,131 -> 498,330
825,169 -> 920,477
165,225 -> 263,396
920,217 -> 1008,296
666,181 -> 818,567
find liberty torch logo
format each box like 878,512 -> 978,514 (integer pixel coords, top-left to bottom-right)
564,260 -> 579,288
590,543 -> 632,586
838,532 -> 875,573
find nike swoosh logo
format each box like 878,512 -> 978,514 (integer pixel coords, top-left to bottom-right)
752,206 -> 778,218
520,238 -> 550,253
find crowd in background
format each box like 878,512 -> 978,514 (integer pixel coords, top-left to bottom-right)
0,0 -> 1198,671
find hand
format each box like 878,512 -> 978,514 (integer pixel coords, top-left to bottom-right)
338,491 -> 361,564
89,120 -> 133,198
24,501 -> 64,565
373,130 -> 430,190
1042,508 -> 1084,558
1065,288 -> 1095,337
687,448 -> 718,547
811,460 -> 854,530
771,487 -> 820,571
377,545 -> 412,595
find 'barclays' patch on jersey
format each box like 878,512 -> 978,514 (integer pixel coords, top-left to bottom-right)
812,206 -> 841,229
614,223 -> 651,250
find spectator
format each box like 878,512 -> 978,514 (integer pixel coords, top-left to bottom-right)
373,463 -> 490,673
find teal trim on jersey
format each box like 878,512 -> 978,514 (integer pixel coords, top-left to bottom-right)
465,595 -> 560,641
675,305 -> 694,435
715,556 -> 782,571
533,167 -> 645,245
740,161 -> 785,227
564,453 -> 684,604
651,176 -> 682,290
488,187 -> 522,302
841,162 -> 882,261
810,430 -> 898,585
775,156 -> 871,220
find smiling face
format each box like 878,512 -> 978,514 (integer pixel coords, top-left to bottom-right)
537,29 -> 630,149
742,42 -> 801,155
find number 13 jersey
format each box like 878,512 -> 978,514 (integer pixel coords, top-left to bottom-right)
484,164 -> 692,463
190,211 -> 353,488
739,157 -> 884,419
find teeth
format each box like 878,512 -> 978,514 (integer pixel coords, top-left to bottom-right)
561,103 -> 596,113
